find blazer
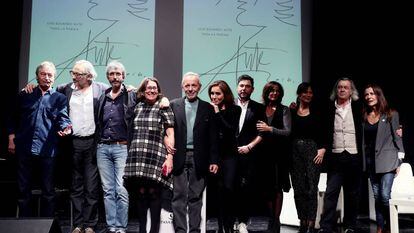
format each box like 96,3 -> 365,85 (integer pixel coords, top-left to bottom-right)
236,100 -> 266,147
56,81 -> 109,124
170,97 -> 219,177
362,111 -> 405,173
214,104 -> 241,159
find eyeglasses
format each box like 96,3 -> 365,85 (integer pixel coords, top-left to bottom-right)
145,86 -> 158,91
69,71 -> 89,77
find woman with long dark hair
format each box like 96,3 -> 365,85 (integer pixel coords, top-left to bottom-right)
207,80 -> 241,233
362,84 -> 404,233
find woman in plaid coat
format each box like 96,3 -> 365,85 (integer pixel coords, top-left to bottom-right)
124,77 -> 175,233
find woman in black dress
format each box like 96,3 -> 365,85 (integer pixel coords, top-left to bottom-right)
208,80 -> 241,233
256,81 -> 291,233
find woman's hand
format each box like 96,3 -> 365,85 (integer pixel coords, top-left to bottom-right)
164,135 -> 176,155
210,102 -> 220,113
256,120 -> 271,132
314,148 -> 326,164
162,154 -> 173,176
395,166 -> 400,177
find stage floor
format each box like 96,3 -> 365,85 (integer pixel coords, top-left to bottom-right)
56,215 -> 414,233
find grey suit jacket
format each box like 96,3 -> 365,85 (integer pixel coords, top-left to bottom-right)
362,111 -> 405,173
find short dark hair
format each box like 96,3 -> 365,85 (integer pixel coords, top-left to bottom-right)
237,74 -> 254,87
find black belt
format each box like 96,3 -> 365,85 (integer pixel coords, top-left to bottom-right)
73,134 -> 95,139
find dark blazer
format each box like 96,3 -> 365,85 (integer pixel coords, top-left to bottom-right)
56,81 -> 109,123
326,100 -> 363,156
95,85 -> 137,145
215,104 -> 241,159
362,111 -> 405,173
170,97 -> 219,177
236,100 -> 266,147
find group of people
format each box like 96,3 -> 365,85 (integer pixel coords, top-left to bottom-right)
7,59 -> 405,233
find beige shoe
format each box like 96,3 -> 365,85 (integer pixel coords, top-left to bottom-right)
71,227 -> 82,233
84,227 -> 95,233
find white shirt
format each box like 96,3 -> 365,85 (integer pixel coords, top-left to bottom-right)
237,99 -> 249,133
69,84 -> 95,136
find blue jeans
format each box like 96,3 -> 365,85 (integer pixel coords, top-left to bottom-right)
370,172 -> 395,229
97,144 -> 129,231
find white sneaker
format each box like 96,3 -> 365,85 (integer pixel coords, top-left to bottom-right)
238,222 -> 248,233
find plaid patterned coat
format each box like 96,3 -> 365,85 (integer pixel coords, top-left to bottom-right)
124,101 -> 174,189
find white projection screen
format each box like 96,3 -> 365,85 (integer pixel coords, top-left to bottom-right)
184,0 -> 304,104
19,0 -> 311,102
20,0 -> 155,88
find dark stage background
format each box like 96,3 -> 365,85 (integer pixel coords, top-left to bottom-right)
1,0 -> 412,218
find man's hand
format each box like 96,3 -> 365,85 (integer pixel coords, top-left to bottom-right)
8,134 -> 16,154
23,83 -> 37,93
125,85 -> 137,92
209,164 -> 219,174
159,97 -> 170,108
58,126 -> 72,137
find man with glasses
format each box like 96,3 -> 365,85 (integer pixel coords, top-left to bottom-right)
58,60 -> 109,233
8,61 -> 72,217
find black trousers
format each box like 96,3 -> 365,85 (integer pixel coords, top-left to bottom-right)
319,152 -> 362,232
17,153 -> 56,217
70,136 -> 99,229
172,151 -> 206,233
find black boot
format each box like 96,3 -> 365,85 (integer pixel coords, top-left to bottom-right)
266,221 -> 281,233
306,226 -> 315,233
298,220 -> 307,233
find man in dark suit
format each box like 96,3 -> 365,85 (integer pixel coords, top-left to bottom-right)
234,74 -> 265,233
170,72 -> 219,233
319,77 -> 363,233
57,60 -> 109,233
